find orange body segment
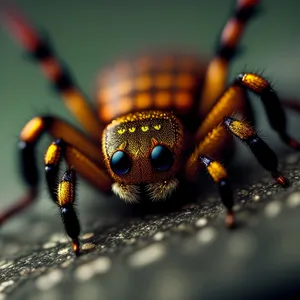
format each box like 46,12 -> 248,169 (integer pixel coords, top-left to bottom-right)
96,53 -> 207,126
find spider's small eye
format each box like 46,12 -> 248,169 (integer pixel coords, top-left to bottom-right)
150,145 -> 174,172
110,150 -> 132,175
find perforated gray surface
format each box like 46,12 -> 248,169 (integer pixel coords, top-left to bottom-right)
1,152 -> 300,300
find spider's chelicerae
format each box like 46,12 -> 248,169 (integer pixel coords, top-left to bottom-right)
1,0 -> 300,255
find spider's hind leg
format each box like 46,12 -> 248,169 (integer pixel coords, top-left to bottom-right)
199,0 -> 260,116
1,6 -> 103,141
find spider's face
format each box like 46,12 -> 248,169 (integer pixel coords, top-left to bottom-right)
102,111 -> 183,202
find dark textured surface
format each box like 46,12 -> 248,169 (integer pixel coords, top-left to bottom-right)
1,151 -> 300,300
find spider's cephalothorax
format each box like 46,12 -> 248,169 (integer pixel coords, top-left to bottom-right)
1,0 -> 300,255
102,111 -> 183,203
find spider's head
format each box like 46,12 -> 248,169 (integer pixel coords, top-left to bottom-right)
102,111 -> 183,203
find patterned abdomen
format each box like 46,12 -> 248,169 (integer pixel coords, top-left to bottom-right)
96,53 -> 207,126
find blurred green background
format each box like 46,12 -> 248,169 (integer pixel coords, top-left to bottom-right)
0,0 -> 300,232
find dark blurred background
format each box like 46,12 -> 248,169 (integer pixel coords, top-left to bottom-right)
0,0 -> 300,234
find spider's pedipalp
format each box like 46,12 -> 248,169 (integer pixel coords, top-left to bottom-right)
111,183 -> 140,203
145,178 -> 179,201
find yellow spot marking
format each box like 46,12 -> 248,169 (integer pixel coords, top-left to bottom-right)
20,117 -> 44,143
136,93 -> 151,109
207,161 -> 227,183
154,124 -> 161,130
118,128 -> 126,135
155,73 -> 173,89
141,126 -> 149,132
45,143 -> 61,165
241,73 -> 269,93
136,75 -> 152,91
129,127 -> 136,133
229,120 -> 255,140
58,181 -> 74,206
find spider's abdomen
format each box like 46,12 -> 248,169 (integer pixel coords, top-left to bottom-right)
95,53 -> 207,126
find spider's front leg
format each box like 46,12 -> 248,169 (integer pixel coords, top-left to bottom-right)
188,72 -> 300,226
0,116 -> 112,254
186,124 -> 236,226
45,138 -> 113,254
44,140 -> 81,255
199,155 -> 234,227
187,120 -> 288,227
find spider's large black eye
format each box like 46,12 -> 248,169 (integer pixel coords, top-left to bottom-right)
150,145 -> 174,172
110,150 -> 132,175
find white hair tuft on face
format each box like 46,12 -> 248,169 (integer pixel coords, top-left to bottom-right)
145,178 -> 179,201
112,183 -> 140,203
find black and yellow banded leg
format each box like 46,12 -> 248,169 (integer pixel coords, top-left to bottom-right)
199,0 -> 259,116
186,126 -> 235,226
235,73 -> 300,149
0,115 -> 110,227
199,155 -> 235,227
51,167 -> 80,255
224,117 -> 288,186
1,6 -> 103,141
44,139 -> 112,254
57,170 -> 80,255
20,115 -> 106,189
45,139 -> 111,194
21,115 -> 104,165
187,124 -> 232,180
195,84 -> 247,142
196,72 -> 300,150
